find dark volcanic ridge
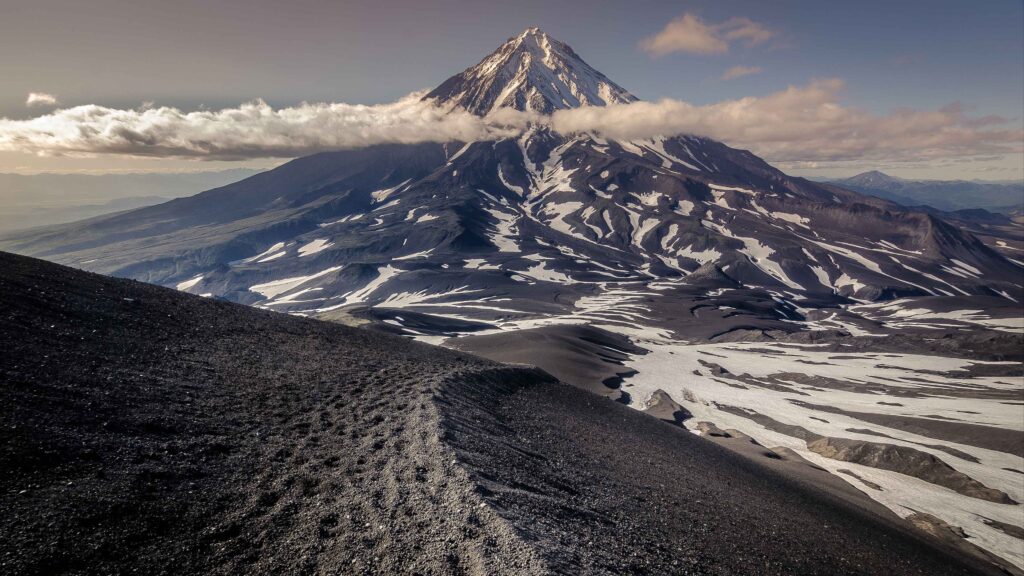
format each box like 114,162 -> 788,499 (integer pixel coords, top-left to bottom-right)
448,324 -> 645,401
0,250 -> 1011,575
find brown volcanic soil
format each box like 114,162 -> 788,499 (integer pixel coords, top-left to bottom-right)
0,251 -> 1007,575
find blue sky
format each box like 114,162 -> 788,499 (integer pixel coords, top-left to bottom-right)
1,0 -> 1021,178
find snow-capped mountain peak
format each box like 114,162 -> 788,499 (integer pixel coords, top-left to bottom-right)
6,27 -> 1020,333
844,170 -> 905,187
424,27 -> 637,115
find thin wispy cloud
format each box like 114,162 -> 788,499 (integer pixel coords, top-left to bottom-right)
1,82 -> 1019,168
25,92 -> 59,107
640,14 -> 776,56
721,65 -> 762,81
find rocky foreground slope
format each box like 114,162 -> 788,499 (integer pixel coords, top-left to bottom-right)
0,250 -> 1011,575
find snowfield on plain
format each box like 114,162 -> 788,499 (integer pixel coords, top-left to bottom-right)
620,339 -> 1024,568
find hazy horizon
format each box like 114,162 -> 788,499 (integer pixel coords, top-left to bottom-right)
2,166 -> 1022,184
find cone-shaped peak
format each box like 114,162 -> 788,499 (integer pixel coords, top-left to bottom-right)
424,28 -> 637,116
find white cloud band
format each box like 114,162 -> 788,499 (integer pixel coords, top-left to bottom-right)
0,93 -> 524,160
1,81 -> 1019,167
548,79 -> 1022,164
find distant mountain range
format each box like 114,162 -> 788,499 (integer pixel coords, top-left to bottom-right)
0,169 -> 263,233
830,170 -> 1023,214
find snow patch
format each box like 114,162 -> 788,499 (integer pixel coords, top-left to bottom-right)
298,239 -> 333,258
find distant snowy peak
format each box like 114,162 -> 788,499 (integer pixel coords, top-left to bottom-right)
843,170 -> 906,187
424,27 -> 637,116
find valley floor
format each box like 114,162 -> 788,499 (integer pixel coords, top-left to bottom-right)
438,293 -> 1024,569
620,337 -> 1024,570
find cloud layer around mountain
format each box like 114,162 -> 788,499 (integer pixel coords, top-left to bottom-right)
548,79 -> 1023,164
1,81 -> 1020,168
0,93 -> 522,161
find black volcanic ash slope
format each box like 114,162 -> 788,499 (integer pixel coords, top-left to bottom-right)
0,252 -> 544,575
0,251 -> 1005,575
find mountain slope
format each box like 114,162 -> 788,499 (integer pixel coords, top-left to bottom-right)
3,30 -> 1018,325
0,144 -> 449,283
0,169 -> 261,234
0,250 -> 1006,575
4,130 -> 1018,322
